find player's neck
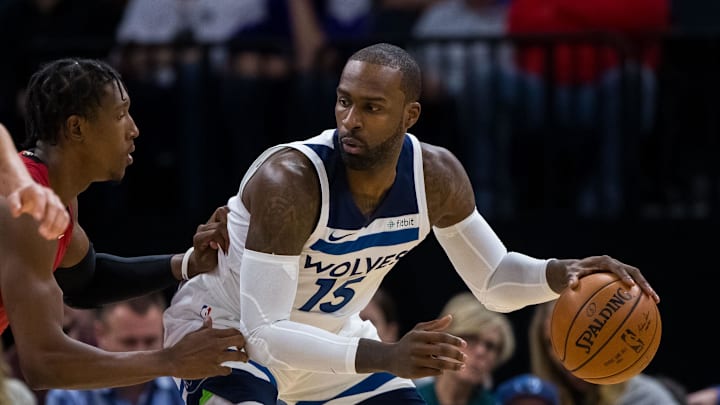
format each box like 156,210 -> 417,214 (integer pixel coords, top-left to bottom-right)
36,143 -> 93,203
346,167 -> 396,217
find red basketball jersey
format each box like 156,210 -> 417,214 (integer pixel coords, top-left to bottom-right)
0,153 -> 74,333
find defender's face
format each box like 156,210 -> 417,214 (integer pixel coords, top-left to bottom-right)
84,83 -> 139,182
335,60 -> 409,171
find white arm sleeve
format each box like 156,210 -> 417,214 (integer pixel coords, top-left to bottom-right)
238,249 -> 359,373
433,210 -> 559,312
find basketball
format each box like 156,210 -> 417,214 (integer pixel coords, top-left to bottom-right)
549,272 -> 661,385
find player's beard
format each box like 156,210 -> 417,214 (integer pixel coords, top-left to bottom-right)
341,119 -> 405,171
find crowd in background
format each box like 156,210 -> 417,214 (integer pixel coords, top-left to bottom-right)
1,0 -> 719,224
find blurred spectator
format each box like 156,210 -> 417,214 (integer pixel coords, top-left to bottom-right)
287,0 -> 378,140
412,0 -> 515,218
416,291 -> 515,405
4,304 -> 96,403
670,0 -> 720,31
114,0 -> 296,217
506,0 -> 670,218
528,300 -> 681,405
372,0 -> 434,41
359,287 -> 400,342
0,0 -> 124,136
44,292 -> 184,405
495,373 -> 559,405
0,344 -> 36,405
687,385 -> 720,405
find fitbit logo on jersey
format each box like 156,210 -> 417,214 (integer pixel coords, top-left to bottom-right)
575,287 -> 634,353
304,251 -> 409,277
386,216 -> 416,230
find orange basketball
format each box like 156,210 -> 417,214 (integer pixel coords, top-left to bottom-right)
549,272 -> 661,385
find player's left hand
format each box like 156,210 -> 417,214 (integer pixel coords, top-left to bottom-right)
547,256 -> 660,303
188,205 -> 230,277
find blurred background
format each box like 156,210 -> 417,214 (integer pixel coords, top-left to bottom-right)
0,0 -> 717,397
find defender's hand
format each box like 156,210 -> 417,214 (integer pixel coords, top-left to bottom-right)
165,316 -> 248,380
188,205 -> 230,278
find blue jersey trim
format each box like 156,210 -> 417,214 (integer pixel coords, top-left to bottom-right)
295,372 -> 396,405
310,228 -> 419,254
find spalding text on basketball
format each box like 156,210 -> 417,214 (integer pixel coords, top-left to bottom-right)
575,287 -> 634,353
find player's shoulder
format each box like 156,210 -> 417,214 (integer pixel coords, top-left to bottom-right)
245,147 -> 320,202
419,141 -> 464,178
418,141 -> 475,226
256,147 -> 317,183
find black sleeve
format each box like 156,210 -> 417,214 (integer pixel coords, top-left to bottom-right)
54,243 -> 178,309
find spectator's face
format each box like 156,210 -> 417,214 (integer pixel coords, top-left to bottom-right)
335,60 -> 418,171
452,328 -> 502,385
95,305 -> 164,352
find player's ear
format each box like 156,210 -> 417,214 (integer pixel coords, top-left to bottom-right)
65,115 -> 84,141
404,102 -> 421,130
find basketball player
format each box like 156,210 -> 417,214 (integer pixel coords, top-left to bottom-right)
1,123 -> 68,239
163,43 -> 660,404
0,59 -> 247,390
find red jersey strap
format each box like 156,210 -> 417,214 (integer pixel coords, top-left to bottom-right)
20,152 -> 74,270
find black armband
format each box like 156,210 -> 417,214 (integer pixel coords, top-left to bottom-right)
54,243 -> 177,308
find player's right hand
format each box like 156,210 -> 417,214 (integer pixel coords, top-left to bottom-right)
7,182 -> 69,240
388,315 -> 467,379
165,316 -> 248,379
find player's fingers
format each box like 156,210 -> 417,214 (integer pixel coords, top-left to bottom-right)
194,224 -> 230,252
6,193 -> 23,217
37,202 -> 69,240
221,348 -> 249,363
409,331 -> 466,352
425,352 -> 466,371
413,314 -> 452,332
12,186 -> 47,221
208,205 -> 229,223
215,366 -> 233,376
621,265 -> 660,303
434,343 -> 467,363
216,333 -> 247,350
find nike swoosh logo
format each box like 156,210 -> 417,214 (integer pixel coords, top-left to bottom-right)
328,231 -> 356,241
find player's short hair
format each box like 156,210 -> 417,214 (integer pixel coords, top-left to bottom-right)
23,58 -> 126,148
348,43 -> 422,103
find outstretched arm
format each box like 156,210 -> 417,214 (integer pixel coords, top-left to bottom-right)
0,200 -> 247,390
422,143 -> 660,312
0,123 -> 68,239
54,205 -> 231,308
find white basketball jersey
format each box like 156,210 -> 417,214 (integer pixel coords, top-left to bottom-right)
236,129 -> 431,333
164,129 -> 431,403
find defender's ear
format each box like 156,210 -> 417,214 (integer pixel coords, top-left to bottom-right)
65,115 -> 84,141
